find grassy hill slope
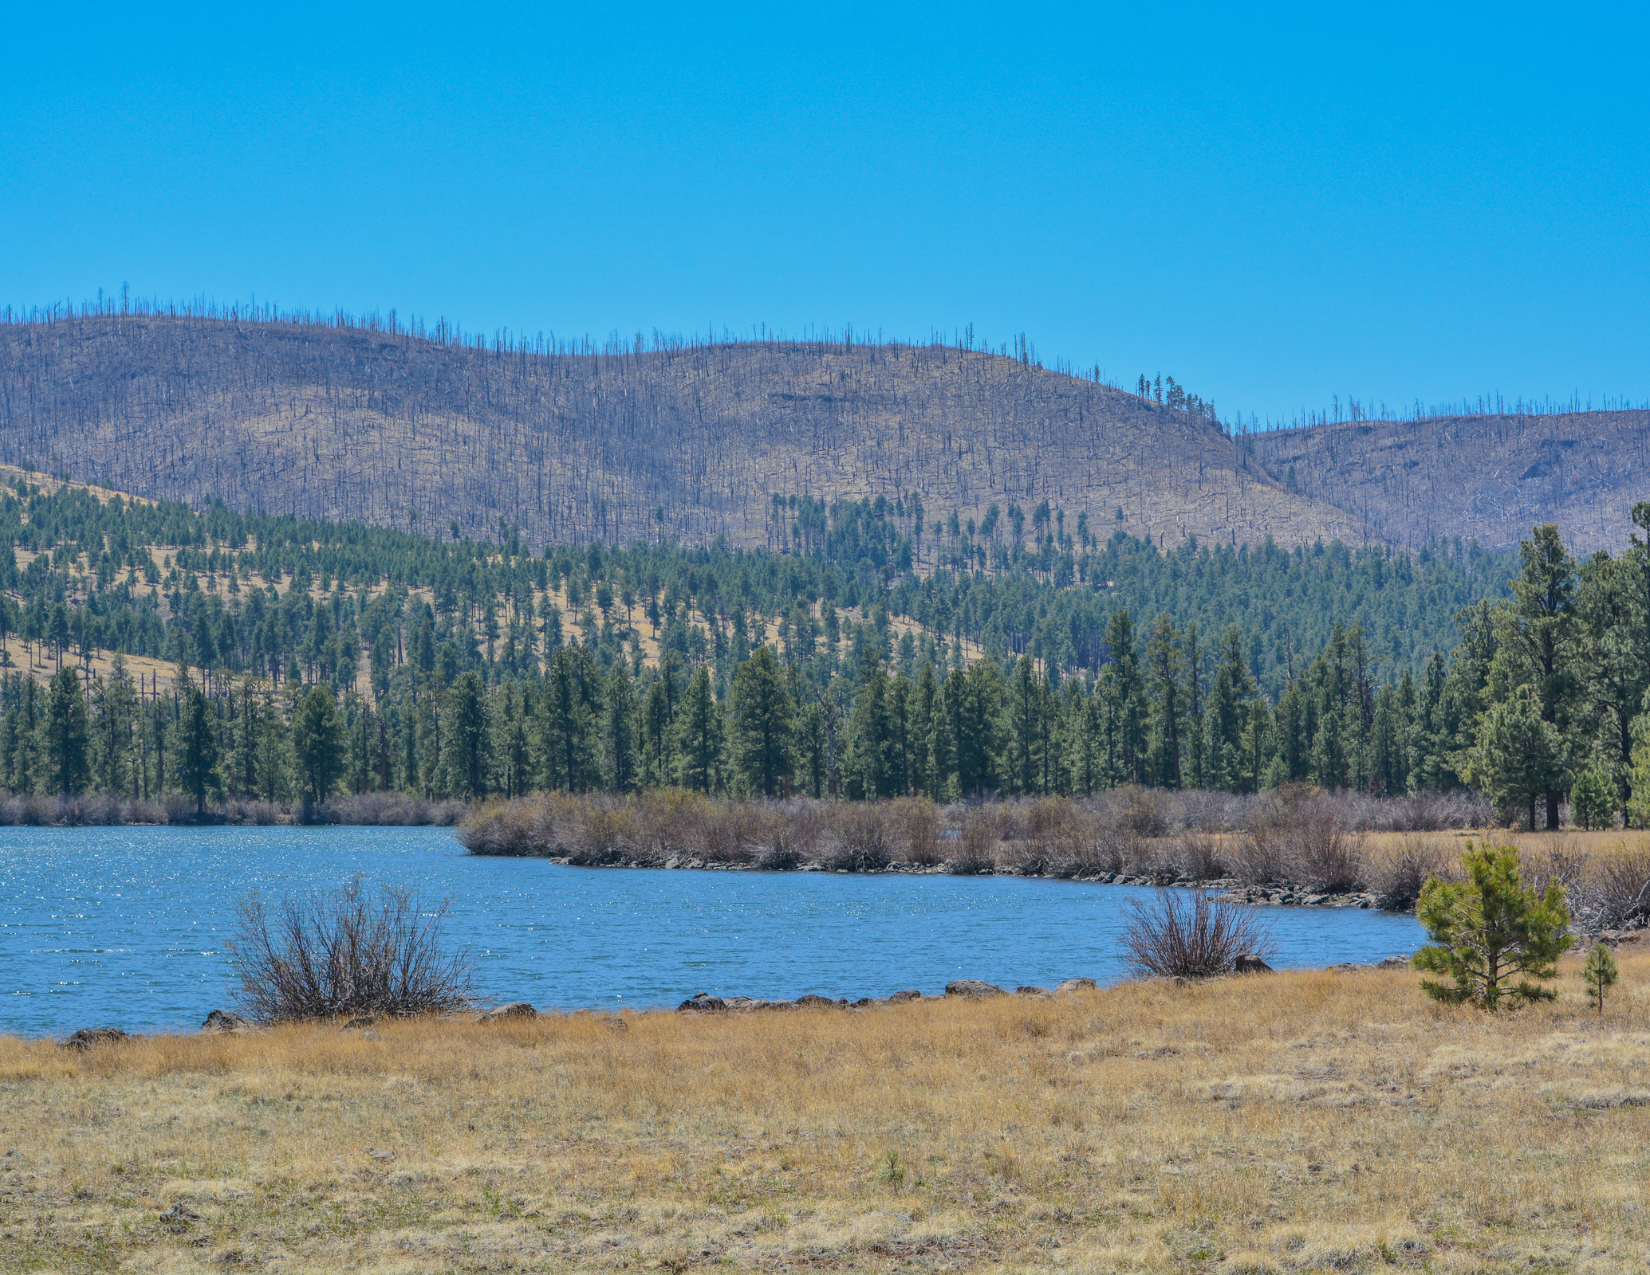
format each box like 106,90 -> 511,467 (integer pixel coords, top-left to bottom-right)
1,313 -> 1364,551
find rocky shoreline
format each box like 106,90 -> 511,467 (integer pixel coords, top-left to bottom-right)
535,855 -> 1393,911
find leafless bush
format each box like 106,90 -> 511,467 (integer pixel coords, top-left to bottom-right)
761,800 -> 827,869
697,799 -> 761,865
891,798 -> 944,866
1110,785 -> 1174,838
1174,790 -> 1253,832
231,879 -> 475,1023
1171,832 -> 1230,881
1571,844 -> 1650,930
1236,788 -> 1366,891
946,807 -> 1000,875
825,802 -> 896,871
318,792 -> 469,826
1368,835 -> 1453,911
1122,891 -> 1278,979
1024,799 -> 1098,877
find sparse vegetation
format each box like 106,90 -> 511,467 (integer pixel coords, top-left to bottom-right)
3,954 -> 1648,1272
231,879 -> 475,1022
1121,890 -> 1275,978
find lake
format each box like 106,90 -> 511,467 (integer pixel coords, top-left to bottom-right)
0,826 -> 1425,1036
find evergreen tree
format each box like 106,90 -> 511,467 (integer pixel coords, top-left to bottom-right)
173,678 -> 219,816
291,683 -> 344,805
442,671 -> 490,798
674,665 -> 724,793
45,666 -> 90,796
732,646 -> 793,796
1470,690 -> 1567,830
90,656 -> 138,797
1146,614 -> 1185,788
602,662 -> 638,793
1414,843 -> 1572,1009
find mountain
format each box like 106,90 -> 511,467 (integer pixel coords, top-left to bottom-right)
0,313 -> 1362,551
1250,409 -> 1650,554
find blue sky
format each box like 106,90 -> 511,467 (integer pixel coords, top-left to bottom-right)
3,3 -> 1645,425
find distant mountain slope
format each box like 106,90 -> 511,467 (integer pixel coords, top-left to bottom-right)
0,314 -> 1364,551
1250,409 -> 1650,554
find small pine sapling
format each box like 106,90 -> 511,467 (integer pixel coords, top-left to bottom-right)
1413,843 -> 1573,1009
1580,942 -> 1619,1014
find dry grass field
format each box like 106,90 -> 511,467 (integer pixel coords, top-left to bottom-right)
3,954 -> 1649,1273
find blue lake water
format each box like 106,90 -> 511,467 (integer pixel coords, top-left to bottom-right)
0,826 -> 1425,1036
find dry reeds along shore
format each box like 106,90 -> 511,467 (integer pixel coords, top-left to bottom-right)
463,785 -> 1650,926
3,954 -> 1648,1273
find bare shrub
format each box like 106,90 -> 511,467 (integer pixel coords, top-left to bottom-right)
697,799 -> 762,866
1572,843 -> 1650,930
826,802 -> 896,871
1237,787 -> 1365,891
946,807 -> 1000,875
761,800 -> 828,869
1174,790 -> 1252,832
570,800 -> 633,865
1113,785 -> 1174,838
1122,891 -> 1277,979
1171,832 -> 1230,882
1369,835 -> 1453,911
891,797 -> 944,866
231,879 -> 474,1023
1026,799 -> 1098,877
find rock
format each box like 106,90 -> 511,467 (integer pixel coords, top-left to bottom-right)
886,989 -> 922,1003
601,1015 -> 629,1031
1233,954 -> 1273,974
944,980 -> 1006,998
160,1202 -> 200,1222
1326,962 -> 1367,972
201,1009 -> 256,1033
340,1015 -> 375,1031
477,1001 -> 538,1024
60,1027 -> 128,1051
1055,977 -> 1098,994
358,1030 -> 382,1041
366,1147 -> 395,1161
852,997 -> 876,1008
1015,986 -> 1049,996
1172,976 -> 1189,987
1377,955 -> 1412,969
677,993 -> 726,1013
794,994 -> 838,1008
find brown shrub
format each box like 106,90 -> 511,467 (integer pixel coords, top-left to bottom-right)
825,802 -> 896,871
891,798 -> 944,866
1121,891 -> 1277,979
1170,832 -> 1230,882
1368,835 -> 1452,911
946,807 -> 1000,875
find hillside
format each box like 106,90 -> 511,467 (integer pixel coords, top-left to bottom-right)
0,313 -> 1363,551
1250,408 -> 1650,554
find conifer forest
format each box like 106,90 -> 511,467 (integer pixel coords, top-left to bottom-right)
6,463 -> 1639,835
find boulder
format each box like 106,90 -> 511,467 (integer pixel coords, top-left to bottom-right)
1015,986 -> 1049,996
1233,955 -> 1273,974
1326,962 -> 1367,972
60,1027 -> 127,1051
677,993 -> 726,1013
601,1015 -> 630,1032
944,980 -> 1006,998
340,1015 -> 376,1031
201,1009 -> 256,1033
1054,977 -> 1098,994
1377,955 -> 1412,969
477,1001 -> 538,1024
852,997 -> 876,1008
886,989 -> 923,1003
794,993 -> 837,1009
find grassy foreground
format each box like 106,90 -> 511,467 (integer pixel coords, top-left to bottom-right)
3,955 -> 1649,1274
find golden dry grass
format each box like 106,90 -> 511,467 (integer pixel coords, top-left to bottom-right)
3,954 -> 1649,1273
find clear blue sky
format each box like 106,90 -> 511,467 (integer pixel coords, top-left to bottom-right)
3,4 -> 1645,425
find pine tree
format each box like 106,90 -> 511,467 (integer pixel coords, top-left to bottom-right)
45,666 -> 90,796
442,671 -> 490,798
602,662 -> 638,793
1580,942 -> 1619,1013
291,683 -> 344,806
1414,843 -> 1572,1009
732,646 -> 793,797
91,656 -> 138,796
173,678 -> 219,816
1570,765 -> 1615,830
674,665 -> 724,793
1470,690 -> 1566,830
